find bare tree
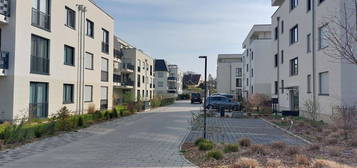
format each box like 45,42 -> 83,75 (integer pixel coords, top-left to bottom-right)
331,105 -> 357,140
304,99 -> 320,121
324,0 -> 357,65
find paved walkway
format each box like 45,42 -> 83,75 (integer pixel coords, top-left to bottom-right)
185,117 -> 307,145
0,101 -> 198,168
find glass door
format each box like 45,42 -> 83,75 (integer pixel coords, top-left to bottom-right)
30,82 -> 48,118
289,88 -> 299,111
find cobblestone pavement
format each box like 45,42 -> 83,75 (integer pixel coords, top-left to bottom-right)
0,101 -> 198,168
185,117 -> 307,145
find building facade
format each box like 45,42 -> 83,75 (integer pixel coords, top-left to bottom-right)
0,0 -> 115,121
216,54 -> 243,99
271,0 -> 357,121
168,64 -> 184,95
154,59 -> 169,96
242,24 -> 273,99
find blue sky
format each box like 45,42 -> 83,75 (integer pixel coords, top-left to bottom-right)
93,0 -> 276,77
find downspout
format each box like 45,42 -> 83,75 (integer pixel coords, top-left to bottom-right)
76,5 -> 81,114
82,7 -> 87,115
312,0 -> 317,114
277,17 -> 281,112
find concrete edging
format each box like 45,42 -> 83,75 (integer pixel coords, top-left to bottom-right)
260,117 -> 313,145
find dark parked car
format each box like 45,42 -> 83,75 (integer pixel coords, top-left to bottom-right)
191,93 -> 202,104
206,96 -> 240,111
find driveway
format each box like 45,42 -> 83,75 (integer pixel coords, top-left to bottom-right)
0,101 -> 198,168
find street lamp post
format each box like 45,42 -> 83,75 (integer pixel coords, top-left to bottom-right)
199,56 -> 207,139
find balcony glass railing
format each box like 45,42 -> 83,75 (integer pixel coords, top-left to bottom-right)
31,8 -> 50,30
168,77 -> 177,81
123,63 -> 134,71
114,49 -> 123,60
0,51 -> 9,69
122,80 -> 134,87
113,74 -> 121,83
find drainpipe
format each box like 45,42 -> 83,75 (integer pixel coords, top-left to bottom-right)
277,17 -> 281,112
312,0 -> 317,114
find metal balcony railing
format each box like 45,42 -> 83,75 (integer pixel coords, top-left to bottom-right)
168,77 -> 177,81
31,8 -> 50,30
100,99 -> 108,110
0,51 -> 9,69
122,80 -> 134,87
102,42 -> 109,53
30,55 -> 49,74
29,103 -> 48,118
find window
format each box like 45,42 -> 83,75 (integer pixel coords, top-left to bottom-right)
32,0 -> 50,30
85,52 -> 93,70
101,58 -> 108,82
251,69 -> 254,77
307,0 -> 312,11
319,72 -> 329,95
251,51 -> 254,60
274,54 -> 278,67
274,26 -> 279,40
150,65 -> 153,76
100,87 -> 108,110
281,50 -> 284,64
246,64 -> 249,72
102,29 -> 109,53
319,0 -> 325,4
142,90 -> 144,98
307,33 -> 312,53
84,85 -> 93,102
290,0 -> 298,10
158,81 -> 164,87
30,82 -> 48,118
236,68 -> 242,77
307,75 -> 311,93
137,90 -> 141,99
319,24 -> 329,49
290,58 -> 299,76
281,20 -> 284,34
64,45 -> 75,66
31,35 -> 50,75
137,75 -> 141,87
65,7 -> 76,29
63,84 -> 74,104
290,25 -> 299,44
281,80 -> 284,93
246,78 -> 249,86
274,81 -> 279,95
236,78 -> 242,87
137,60 -> 141,72
142,76 -> 145,83
86,19 -> 94,37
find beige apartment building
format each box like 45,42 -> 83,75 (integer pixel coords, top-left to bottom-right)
242,24 -> 273,99
0,0 -> 115,121
216,54 -> 243,99
271,0 -> 357,121
168,64 -> 184,95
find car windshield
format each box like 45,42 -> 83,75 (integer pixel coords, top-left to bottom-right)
208,97 -> 226,101
191,93 -> 200,98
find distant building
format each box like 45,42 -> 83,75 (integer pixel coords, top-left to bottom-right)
168,65 -> 184,95
154,59 -> 169,96
242,24 -> 273,99
183,73 -> 202,88
216,54 -> 243,99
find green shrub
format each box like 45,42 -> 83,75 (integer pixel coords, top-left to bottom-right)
224,144 -> 240,153
207,150 -> 224,160
194,138 -> 209,146
198,141 -> 214,151
93,110 -> 103,120
54,107 -> 73,131
239,138 -> 252,147
104,110 -> 110,120
77,116 -> 84,127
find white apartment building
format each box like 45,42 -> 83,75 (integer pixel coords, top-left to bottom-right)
168,64 -> 184,95
121,48 -> 154,102
0,0 -> 115,121
154,59 -> 169,96
271,0 -> 357,121
242,24 -> 273,99
216,54 -> 243,99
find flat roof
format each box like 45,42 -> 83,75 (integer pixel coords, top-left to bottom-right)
89,0 -> 114,20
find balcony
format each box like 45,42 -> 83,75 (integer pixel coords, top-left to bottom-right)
114,49 -> 123,61
0,0 -> 10,24
113,74 -> 121,87
31,8 -> 50,31
122,63 -> 134,73
272,0 -> 284,6
0,51 -> 9,76
168,77 -> 177,81
114,80 -> 134,89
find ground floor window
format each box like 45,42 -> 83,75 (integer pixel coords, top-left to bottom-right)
29,82 -> 48,118
63,84 -> 74,104
319,72 -> 329,95
84,85 -> 93,102
100,86 -> 108,110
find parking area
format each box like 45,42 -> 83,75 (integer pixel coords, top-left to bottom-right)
185,117 -> 307,145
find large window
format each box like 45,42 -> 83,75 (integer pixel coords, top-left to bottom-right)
64,45 -> 75,66
137,75 -> 141,87
86,19 -> 94,37
290,0 -> 298,10
63,84 -> 74,104
101,58 -> 108,82
290,25 -> 299,44
307,33 -> 312,53
31,35 -> 50,75
281,50 -> 284,64
319,72 -> 329,95
274,54 -> 278,67
158,81 -> 164,87
100,87 -> 108,110
281,80 -> 284,93
65,7 -> 76,29
236,78 -> 242,87
102,29 -> 109,53
32,0 -> 50,30
84,85 -> 93,102
30,82 -> 48,118
274,81 -> 278,95
290,58 -> 299,76
319,24 -> 329,49
85,52 -> 93,70
236,68 -> 242,77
